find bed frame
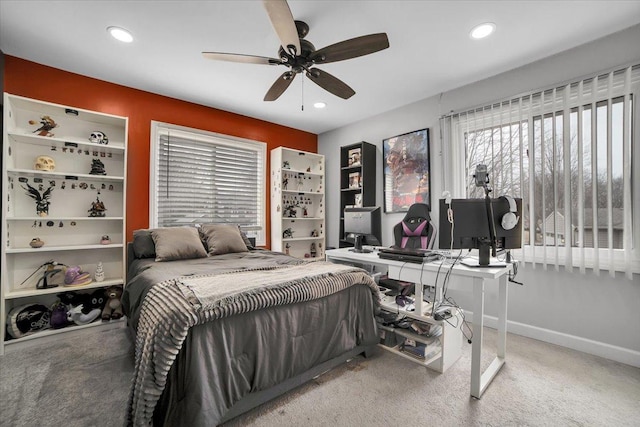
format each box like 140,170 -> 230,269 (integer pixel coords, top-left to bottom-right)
125,243 -> 377,424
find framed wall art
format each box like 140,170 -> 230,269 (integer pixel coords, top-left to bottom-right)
383,128 -> 431,213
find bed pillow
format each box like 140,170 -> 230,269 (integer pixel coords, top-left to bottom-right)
132,229 -> 156,259
199,224 -> 249,256
151,227 -> 208,262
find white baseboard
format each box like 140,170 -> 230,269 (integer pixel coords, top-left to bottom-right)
465,311 -> 640,368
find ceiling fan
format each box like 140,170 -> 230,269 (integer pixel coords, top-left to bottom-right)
202,0 -> 389,101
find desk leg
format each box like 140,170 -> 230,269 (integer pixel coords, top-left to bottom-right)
470,276 -> 507,399
497,275 -> 508,359
471,277 -> 484,398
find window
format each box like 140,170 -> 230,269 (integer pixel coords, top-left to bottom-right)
442,65 -> 639,278
150,122 -> 266,245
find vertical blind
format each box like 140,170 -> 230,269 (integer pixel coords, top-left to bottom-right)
441,64 -> 639,278
151,124 -> 266,240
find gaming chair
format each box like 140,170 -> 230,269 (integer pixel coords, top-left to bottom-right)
392,203 -> 436,250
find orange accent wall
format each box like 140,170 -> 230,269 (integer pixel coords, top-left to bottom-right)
3,56 -> 317,248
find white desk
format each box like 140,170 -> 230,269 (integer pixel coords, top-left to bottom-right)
325,247 -> 513,399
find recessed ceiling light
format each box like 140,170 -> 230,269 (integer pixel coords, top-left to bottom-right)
107,26 -> 133,43
314,102 -> 326,109
470,23 -> 496,40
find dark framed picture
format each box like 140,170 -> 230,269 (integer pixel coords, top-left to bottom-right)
383,128 -> 431,213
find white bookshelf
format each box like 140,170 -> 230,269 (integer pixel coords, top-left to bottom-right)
1,94 -> 128,354
270,147 -> 325,260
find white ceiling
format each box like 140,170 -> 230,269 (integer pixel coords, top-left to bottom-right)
1,1 -> 640,134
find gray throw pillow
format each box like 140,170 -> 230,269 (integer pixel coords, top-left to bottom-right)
132,229 -> 156,259
151,227 -> 208,262
199,224 -> 249,255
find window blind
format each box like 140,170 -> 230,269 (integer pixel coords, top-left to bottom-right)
150,123 -> 266,243
441,64 -> 639,278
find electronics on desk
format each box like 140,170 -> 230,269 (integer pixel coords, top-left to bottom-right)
378,247 -> 440,263
344,207 -> 382,251
438,196 -> 522,267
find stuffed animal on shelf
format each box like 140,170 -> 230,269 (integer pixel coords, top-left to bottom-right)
57,291 -> 102,325
102,286 -> 123,320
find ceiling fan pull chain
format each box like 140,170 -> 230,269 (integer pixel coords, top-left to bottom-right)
301,74 -> 304,111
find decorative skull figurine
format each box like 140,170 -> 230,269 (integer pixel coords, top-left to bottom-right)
89,131 -> 109,145
34,155 -> 56,171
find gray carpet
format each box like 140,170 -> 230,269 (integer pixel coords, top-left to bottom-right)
1,325 -> 639,427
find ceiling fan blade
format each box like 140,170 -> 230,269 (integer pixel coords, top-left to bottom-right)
264,72 -> 297,101
306,68 -> 355,99
202,52 -> 281,65
262,0 -> 301,56
310,33 -> 389,64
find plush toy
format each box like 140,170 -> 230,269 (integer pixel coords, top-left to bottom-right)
57,291 -> 102,325
102,286 -> 123,320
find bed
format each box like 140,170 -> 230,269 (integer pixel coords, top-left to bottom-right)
122,225 -> 379,426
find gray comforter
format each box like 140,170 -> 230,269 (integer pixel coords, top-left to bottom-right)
123,251 -> 379,426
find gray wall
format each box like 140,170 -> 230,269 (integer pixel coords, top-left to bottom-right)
319,24 -> 640,366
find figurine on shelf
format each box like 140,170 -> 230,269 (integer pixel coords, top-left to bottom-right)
283,228 -> 294,239
64,266 -> 92,287
34,155 -> 56,171
22,182 -> 53,217
88,196 -> 107,217
19,260 -> 67,289
283,177 -> 288,190
89,131 -> 109,145
29,115 -> 58,137
284,204 -> 297,218
89,159 -> 107,175
29,237 -> 45,248
285,243 -> 291,255
297,176 -> 304,191
310,229 -> 319,237
94,262 -> 105,282
303,206 -> 308,217
283,161 -> 290,169
100,235 -> 111,245
310,243 -> 317,258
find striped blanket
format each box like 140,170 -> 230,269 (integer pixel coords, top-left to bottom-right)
126,261 -> 378,426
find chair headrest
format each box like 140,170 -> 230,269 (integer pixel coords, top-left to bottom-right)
403,203 -> 431,222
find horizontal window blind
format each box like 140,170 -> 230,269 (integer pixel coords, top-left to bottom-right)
441,64 -> 639,278
150,123 -> 266,243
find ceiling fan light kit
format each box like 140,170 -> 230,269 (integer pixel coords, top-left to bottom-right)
202,0 -> 389,102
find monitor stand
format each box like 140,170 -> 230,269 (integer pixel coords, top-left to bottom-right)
462,242 -> 506,268
461,258 -> 507,268
349,248 -> 372,254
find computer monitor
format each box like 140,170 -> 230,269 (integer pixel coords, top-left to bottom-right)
439,197 -> 522,266
344,207 -> 382,252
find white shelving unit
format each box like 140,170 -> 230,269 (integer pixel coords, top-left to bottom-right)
270,147 -> 325,260
377,295 -> 462,373
1,93 -> 128,354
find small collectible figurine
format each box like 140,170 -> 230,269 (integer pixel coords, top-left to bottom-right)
100,235 -> 111,245
285,204 -> 297,218
283,228 -> 294,239
310,243 -> 317,258
89,159 -> 107,175
283,161 -> 290,169
283,178 -> 288,190
89,131 -> 109,145
310,229 -> 319,237
297,176 -> 304,191
22,182 -> 53,217
29,238 -> 45,248
303,206 -> 308,217
94,262 -> 105,282
285,243 -> 291,255
88,197 -> 107,217
29,116 -> 58,137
